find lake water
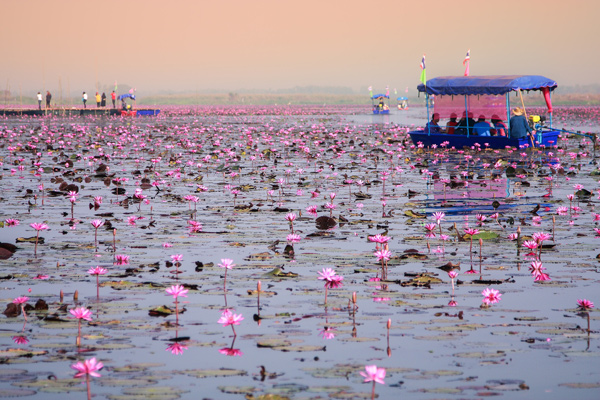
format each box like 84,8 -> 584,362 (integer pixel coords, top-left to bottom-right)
0,105 -> 599,399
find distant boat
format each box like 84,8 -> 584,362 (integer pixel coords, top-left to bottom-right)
371,94 -> 390,114
408,75 -> 561,149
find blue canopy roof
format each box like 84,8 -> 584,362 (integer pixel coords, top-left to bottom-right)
417,75 -> 557,96
118,93 -> 136,101
397,97 -> 408,101
371,94 -> 389,99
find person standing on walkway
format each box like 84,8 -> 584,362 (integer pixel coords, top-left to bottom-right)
45,91 -> 52,108
82,92 -> 87,108
101,92 -> 107,107
95,92 -> 101,108
111,91 -> 116,108
37,92 -> 42,110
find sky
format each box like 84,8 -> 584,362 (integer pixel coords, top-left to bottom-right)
2,0 -> 599,96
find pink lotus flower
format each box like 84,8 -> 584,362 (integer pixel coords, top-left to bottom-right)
482,287 -> 502,305
374,249 -> 392,262
448,270 -> 459,279
70,307 -> 93,321
360,364 -> 386,384
5,218 -> 19,226
71,357 -> 104,378
13,296 -> 29,305
218,309 -> 244,336
218,258 -> 235,269
464,228 -> 479,236
166,284 -> 189,299
431,212 -> 445,223
368,234 -> 390,244
577,299 -> 594,310
30,222 -> 48,255
360,364 -> 386,398
90,219 -> 104,229
285,213 -> 297,222
88,266 -> 107,276
522,240 -> 538,251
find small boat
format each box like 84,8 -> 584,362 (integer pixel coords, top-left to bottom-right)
408,75 -> 561,149
371,94 -> 390,114
397,96 -> 408,110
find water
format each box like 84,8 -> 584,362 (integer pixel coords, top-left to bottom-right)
0,106 -> 599,399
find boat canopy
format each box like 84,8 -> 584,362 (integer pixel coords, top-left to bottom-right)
417,75 -> 557,96
397,97 -> 408,101
118,93 -> 136,101
371,94 -> 389,99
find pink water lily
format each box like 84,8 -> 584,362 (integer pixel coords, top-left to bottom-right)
482,287 -> 502,305
360,364 -> 386,400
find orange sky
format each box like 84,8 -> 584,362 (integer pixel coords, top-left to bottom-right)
2,0 -> 599,95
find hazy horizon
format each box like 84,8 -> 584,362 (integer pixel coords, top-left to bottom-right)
2,0 -> 599,96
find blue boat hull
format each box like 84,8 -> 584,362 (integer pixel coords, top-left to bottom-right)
373,109 -> 390,115
408,130 -> 560,149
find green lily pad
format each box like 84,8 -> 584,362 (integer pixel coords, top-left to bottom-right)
178,368 -> 247,378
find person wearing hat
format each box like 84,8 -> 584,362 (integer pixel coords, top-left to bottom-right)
509,107 -> 532,139
473,115 -> 491,136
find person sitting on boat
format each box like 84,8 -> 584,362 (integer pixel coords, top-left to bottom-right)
454,111 -> 476,135
424,113 -> 442,133
378,98 -> 385,110
472,115 -> 492,136
491,115 -> 507,137
509,107 -> 533,139
446,113 -> 458,134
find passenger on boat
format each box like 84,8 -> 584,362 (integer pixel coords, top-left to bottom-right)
446,113 -> 458,134
424,113 -> 442,133
454,112 -> 476,135
491,115 -> 507,137
509,107 -> 533,139
378,98 -> 384,110
472,115 -> 492,136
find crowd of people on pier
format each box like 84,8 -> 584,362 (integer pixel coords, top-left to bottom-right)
36,90 -> 118,110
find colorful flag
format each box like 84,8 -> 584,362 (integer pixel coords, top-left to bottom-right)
385,86 -> 389,97
368,86 -> 373,97
463,49 -> 470,77
114,81 -> 118,93
420,54 -> 426,85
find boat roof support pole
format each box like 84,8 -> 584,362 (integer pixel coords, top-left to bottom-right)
464,95 -> 469,137
505,93 -> 511,137
426,92 -> 430,135
549,91 -> 553,129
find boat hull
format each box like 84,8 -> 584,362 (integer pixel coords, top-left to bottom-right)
408,130 -> 560,149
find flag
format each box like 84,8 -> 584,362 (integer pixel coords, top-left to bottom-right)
394,88 -> 397,95
463,49 -> 470,76
420,54 -> 426,85
385,86 -> 389,97
114,80 -> 118,93
368,86 -> 373,97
